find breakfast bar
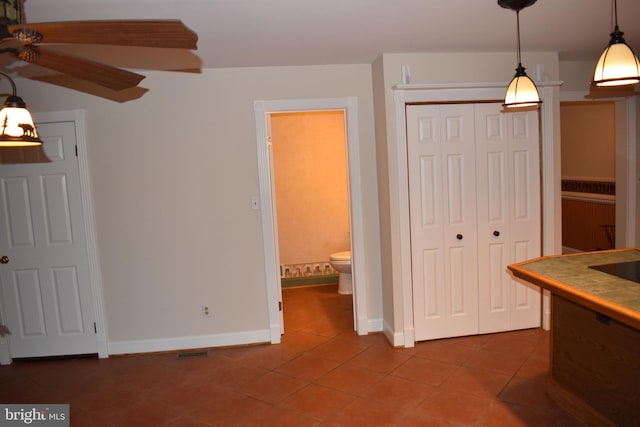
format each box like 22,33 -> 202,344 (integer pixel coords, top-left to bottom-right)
508,249 -> 640,427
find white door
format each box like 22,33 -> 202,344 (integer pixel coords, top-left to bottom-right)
407,104 -> 479,341
475,105 -> 541,333
0,120 -> 97,358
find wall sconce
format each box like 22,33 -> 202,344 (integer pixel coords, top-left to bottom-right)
592,0 -> 640,87
0,72 -> 42,147
499,0 -> 541,109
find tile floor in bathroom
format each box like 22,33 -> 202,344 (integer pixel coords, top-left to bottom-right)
0,284 -> 584,426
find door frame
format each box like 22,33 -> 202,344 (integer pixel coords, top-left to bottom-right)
392,82 -> 563,347
254,97 -> 368,342
0,109 -> 107,364
559,92 -> 638,249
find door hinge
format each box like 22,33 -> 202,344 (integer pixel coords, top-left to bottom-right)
75,145 -> 78,157
278,301 -> 282,311
93,322 -> 97,334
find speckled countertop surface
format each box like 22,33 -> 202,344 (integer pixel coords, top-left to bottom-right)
508,249 -> 640,328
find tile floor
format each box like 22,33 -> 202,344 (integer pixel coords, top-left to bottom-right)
0,284 -> 584,426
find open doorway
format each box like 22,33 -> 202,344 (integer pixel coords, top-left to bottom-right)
254,97 -> 368,344
560,101 -> 616,252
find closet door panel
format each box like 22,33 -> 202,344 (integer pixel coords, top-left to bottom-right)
408,104 -> 478,340
475,104 -> 511,332
407,105 -> 447,338
507,111 -> 542,330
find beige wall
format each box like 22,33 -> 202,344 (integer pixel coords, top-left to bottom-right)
561,102 -> 616,181
12,49 -> 635,351
271,111 -> 350,266
18,65 -> 380,346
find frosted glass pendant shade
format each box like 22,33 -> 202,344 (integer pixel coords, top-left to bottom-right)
593,39 -> 640,86
503,65 -> 541,109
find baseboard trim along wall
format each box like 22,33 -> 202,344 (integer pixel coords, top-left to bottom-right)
108,329 -> 272,355
109,318 -> 385,356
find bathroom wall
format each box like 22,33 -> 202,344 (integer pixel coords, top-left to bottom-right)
270,111 -> 350,277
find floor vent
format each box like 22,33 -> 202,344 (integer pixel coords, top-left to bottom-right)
176,350 -> 209,360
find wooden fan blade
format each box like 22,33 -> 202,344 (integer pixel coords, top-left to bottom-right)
14,46 -> 145,91
8,20 -> 198,50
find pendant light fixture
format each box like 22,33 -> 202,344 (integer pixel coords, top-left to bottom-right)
592,0 -> 640,87
0,72 -> 42,147
499,0 -> 541,109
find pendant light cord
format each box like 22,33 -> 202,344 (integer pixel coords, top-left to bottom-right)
516,9 -> 522,65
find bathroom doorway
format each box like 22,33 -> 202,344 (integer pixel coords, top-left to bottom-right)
270,110 -> 350,289
254,97 -> 368,342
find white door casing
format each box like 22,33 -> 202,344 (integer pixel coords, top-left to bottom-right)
254,97 -> 369,341
0,110 -> 106,362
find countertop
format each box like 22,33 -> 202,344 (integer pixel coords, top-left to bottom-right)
508,248 -> 640,330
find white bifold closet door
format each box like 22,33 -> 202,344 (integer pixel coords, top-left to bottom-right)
407,103 -> 541,342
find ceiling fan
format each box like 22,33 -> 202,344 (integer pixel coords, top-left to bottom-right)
0,0 -> 198,91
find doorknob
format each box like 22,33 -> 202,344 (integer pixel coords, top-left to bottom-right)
493,230 -> 500,237
456,234 -> 463,240
0,256 -> 8,264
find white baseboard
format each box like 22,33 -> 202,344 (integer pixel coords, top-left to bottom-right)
0,338 -> 11,365
367,317 -> 383,334
108,329 -> 271,356
383,319 -> 408,347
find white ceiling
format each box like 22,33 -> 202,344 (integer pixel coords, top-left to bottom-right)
17,0 -> 640,71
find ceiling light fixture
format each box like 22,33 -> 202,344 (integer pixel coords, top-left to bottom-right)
592,0 -> 640,87
0,72 -> 42,147
499,0 -> 541,109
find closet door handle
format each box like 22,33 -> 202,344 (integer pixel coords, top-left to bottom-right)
493,230 -> 500,237
456,234 -> 463,240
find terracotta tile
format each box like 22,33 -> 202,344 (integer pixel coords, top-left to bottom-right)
276,354 -> 340,381
281,384 -> 355,420
186,389 -> 271,425
463,347 -> 530,376
498,375 -> 559,411
440,366 -> 512,398
0,284 -> 568,426
237,371 -> 307,404
163,415 -> 216,427
476,400 -> 569,427
223,344 -> 299,371
314,364 -> 384,395
240,405 -> 321,427
397,411 -> 460,426
414,338 -> 479,365
482,330 -> 540,356
308,336 -> 369,362
278,330 -> 332,354
391,357 -> 458,386
362,376 -> 435,412
324,397 -> 405,426
102,398 -> 183,427
346,345 -> 414,374
446,333 -> 493,348
516,352 -> 550,378
414,389 -> 494,424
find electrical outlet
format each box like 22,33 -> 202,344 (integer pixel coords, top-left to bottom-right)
202,305 -> 212,318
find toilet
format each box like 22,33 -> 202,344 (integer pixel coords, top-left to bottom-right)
329,251 -> 352,295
